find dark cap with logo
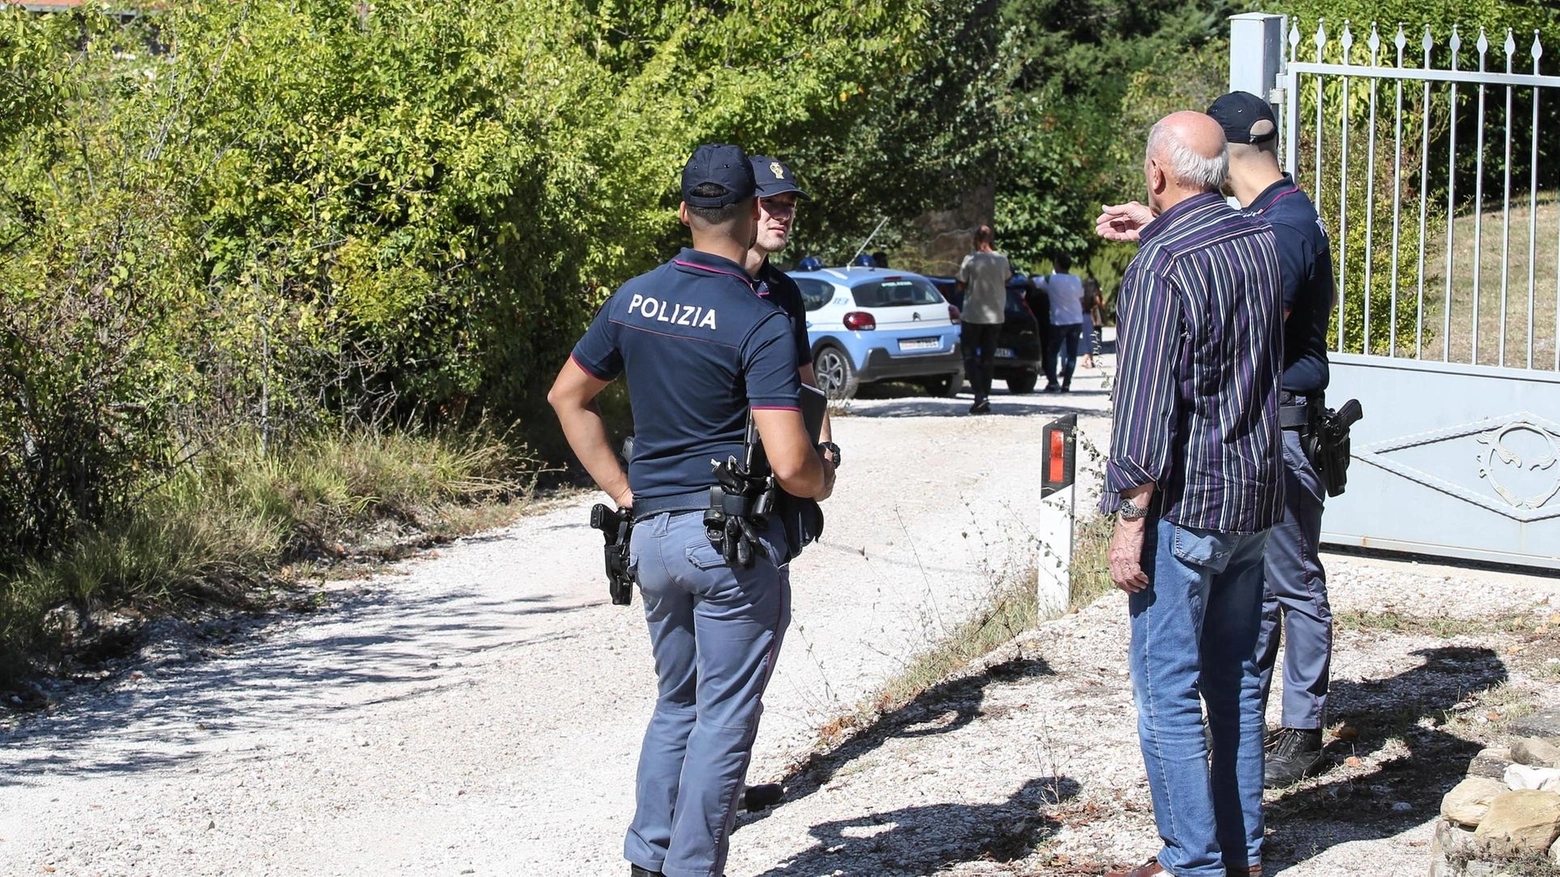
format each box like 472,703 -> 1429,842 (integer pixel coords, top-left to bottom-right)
681,144 -> 757,208
750,156 -> 809,200
1207,91 -> 1279,144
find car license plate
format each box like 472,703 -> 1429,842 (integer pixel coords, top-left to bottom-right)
899,338 -> 940,351
996,347 -> 1016,359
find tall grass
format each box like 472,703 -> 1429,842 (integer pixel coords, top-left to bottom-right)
0,428 -> 533,681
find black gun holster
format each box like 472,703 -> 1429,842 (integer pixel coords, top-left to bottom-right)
704,456 -> 779,569
1293,394 -> 1364,498
589,503 -> 635,605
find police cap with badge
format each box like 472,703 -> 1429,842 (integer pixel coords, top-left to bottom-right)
749,156 -> 809,200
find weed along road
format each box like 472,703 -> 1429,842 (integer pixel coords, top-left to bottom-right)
0,378 -> 1116,876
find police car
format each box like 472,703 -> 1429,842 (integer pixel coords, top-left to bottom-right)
787,266 -> 964,400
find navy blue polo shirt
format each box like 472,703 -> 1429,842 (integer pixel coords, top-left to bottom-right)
571,248 -> 803,501
756,259 -> 812,368
1249,175 -> 1332,393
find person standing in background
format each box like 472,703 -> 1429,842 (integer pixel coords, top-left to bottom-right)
745,155 -> 834,449
954,225 -> 1011,414
1040,254 -> 1085,392
1080,277 -> 1104,370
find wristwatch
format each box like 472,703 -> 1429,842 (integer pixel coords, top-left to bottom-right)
817,441 -> 842,468
1118,496 -> 1150,520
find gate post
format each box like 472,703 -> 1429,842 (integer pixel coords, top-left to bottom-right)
1229,12 -> 1286,102
1037,414 -> 1077,621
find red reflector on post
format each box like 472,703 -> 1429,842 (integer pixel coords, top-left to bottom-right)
1040,413 -> 1077,498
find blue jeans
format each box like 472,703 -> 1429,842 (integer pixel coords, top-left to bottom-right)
625,511 -> 790,877
1045,323 -> 1082,387
1256,421 -> 1331,729
1130,520 -> 1269,876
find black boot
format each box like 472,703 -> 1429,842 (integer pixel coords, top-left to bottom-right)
630,865 -> 664,877
1263,727 -> 1324,787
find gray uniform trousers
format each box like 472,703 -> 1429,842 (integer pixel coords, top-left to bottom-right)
624,510 -> 790,877
1254,416 -> 1332,729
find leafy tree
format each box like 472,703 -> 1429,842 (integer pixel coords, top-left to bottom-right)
782,0 -> 1020,262
0,0 -> 975,568
994,0 -> 1231,265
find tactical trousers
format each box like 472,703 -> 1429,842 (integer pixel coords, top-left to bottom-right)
625,510 -> 790,877
1255,423 -> 1332,730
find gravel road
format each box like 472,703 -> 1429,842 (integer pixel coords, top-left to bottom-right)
4,357 -> 1557,877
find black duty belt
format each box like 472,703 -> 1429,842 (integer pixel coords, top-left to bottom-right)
1279,391 -> 1323,430
632,490 -> 709,522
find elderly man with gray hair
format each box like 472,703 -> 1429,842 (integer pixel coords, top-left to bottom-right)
1094,112 -> 1286,877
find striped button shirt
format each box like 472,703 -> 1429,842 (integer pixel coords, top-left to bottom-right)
1102,191 -> 1285,534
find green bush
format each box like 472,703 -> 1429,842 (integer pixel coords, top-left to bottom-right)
0,0 -> 952,578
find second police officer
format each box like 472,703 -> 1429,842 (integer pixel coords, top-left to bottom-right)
743,155 -> 836,455
1206,91 -> 1337,787
548,144 -> 836,877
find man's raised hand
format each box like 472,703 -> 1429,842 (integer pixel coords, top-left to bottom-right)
1095,201 -> 1154,243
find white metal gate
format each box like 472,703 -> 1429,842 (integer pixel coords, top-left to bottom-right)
1240,14 -> 1560,568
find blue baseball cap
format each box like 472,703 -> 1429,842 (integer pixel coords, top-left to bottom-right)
750,156 -> 809,200
1207,92 -> 1278,144
681,144 -> 757,208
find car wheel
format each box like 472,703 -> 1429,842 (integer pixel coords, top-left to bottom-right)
922,369 -> 963,398
1006,371 -> 1038,395
813,344 -> 859,401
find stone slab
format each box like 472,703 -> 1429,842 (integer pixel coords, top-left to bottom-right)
1511,736 -> 1560,770
1469,747 -> 1516,780
1473,789 -> 1560,855
1443,776 -> 1509,828
1507,710 -> 1560,741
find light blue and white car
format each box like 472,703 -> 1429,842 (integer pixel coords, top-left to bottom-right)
787,266 -> 964,400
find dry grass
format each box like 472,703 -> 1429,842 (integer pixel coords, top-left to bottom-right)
1,428 -> 538,682
1412,196 -> 1560,368
1332,609 -> 1532,639
817,513 -> 1113,748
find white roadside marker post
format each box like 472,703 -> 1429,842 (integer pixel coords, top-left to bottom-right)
1038,414 -> 1077,622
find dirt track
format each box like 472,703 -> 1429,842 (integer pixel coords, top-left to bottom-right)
4,359 -> 1557,876
0,368 -> 1115,876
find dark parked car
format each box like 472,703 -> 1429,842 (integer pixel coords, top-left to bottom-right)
926,275 -> 1044,394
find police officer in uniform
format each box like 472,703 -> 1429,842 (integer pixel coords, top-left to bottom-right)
1207,91 -> 1336,787
743,156 -> 834,450
548,144 -> 836,877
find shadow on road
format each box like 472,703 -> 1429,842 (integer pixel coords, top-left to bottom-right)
751,774 -> 1079,876
845,396 -> 1104,419
737,653 -> 1056,867
1263,645 -> 1508,873
0,570 -> 591,785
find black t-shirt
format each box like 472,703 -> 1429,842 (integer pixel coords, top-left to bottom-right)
571,248 -> 802,500
756,260 -> 813,367
1250,176 -> 1332,393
